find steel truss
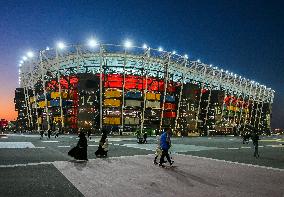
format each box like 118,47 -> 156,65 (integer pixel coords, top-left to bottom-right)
19,44 -> 274,133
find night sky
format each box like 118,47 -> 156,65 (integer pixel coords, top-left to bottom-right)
0,0 -> 283,128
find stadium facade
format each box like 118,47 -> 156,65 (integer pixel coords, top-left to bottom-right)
15,43 -> 274,136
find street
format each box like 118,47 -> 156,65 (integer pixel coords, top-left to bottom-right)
0,134 -> 283,196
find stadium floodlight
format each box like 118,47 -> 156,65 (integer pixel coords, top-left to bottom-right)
46,46 -> 50,51
27,51 -> 34,58
124,40 -> 133,49
221,69 -> 223,72
172,51 -> 176,55
19,63 -> 22,67
56,41 -> 66,50
158,47 -> 163,52
88,38 -> 98,48
225,70 -> 228,73
197,59 -> 201,63
22,56 -> 27,61
209,64 -> 212,67
19,60 -> 24,64
184,54 -> 188,59
142,43 -> 148,49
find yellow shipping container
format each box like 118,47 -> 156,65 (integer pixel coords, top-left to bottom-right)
29,97 -> 36,103
155,93 -> 161,100
105,89 -> 122,98
51,92 -> 60,99
104,99 -> 121,107
38,101 -> 45,108
146,92 -> 155,100
53,116 -> 62,122
104,117 -> 121,125
61,92 -> 68,99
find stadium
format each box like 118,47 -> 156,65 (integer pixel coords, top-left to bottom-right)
14,41 -> 275,136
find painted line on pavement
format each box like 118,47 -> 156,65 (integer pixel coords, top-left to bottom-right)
0,161 -> 53,168
241,146 -> 251,149
58,145 -> 71,148
88,145 -> 98,147
228,148 -> 239,150
176,153 -> 284,172
42,141 -> 59,143
33,147 -> 46,149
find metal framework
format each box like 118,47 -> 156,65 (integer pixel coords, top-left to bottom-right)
18,43 -> 275,134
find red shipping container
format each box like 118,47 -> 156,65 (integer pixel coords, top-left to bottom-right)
164,103 -> 176,110
163,111 -> 177,118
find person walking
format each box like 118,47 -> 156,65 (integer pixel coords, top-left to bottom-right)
159,128 -> 174,167
95,130 -> 109,157
153,133 -> 164,165
143,131 -> 148,144
68,132 -> 88,161
47,129 -> 51,139
251,131 -> 260,158
40,130 -> 44,140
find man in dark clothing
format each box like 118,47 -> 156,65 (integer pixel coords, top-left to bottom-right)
47,129 -> 51,139
251,131 -> 260,158
159,128 -> 174,167
95,130 -> 108,157
143,132 -> 148,144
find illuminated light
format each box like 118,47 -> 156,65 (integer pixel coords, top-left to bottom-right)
221,69 -> 223,72
184,54 -> 188,59
142,43 -> 148,49
22,56 -> 27,61
19,64 -> 22,67
124,40 -> 133,48
88,38 -> 98,48
46,46 -> 50,50
56,41 -> 65,50
19,60 -> 24,64
225,70 -> 228,73
209,64 -> 212,67
172,50 -> 176,55
197,59 -> 201,63
27,51 -> 34,58
158,47 -> 163,52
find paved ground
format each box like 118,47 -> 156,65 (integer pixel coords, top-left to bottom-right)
0,133 -> 283,196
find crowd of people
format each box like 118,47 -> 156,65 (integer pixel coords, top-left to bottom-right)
39,125 -> 261,163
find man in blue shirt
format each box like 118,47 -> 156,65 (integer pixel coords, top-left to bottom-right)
159,128 -> 174,167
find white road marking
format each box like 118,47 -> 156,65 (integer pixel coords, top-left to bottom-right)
258,145 -> 264,148
0,142 -> 35,148
0,161 -> 53,168
0,136 -> 8,139
58,145 -> 71,148
241,146 -> 251,149
228,147 -> 239,150
33,147 -> 46,149
88,144 -> 98,147
271,145 -> 283,148
42,141 -> 59,143
176,154 -> 284,172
